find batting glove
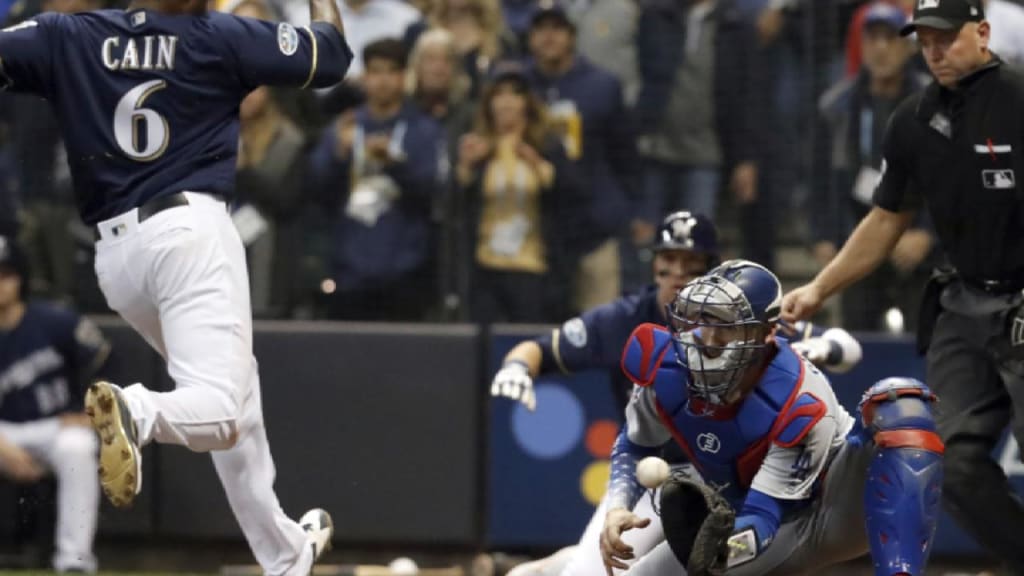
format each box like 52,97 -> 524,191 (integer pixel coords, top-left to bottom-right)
491,361 -> 536,411
790,337 -> 831,366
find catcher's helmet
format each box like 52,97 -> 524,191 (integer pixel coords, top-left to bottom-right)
652,211 -> 720,267
666,259 -> 782,405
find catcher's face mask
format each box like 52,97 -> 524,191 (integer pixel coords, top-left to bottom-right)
667,275 -> 770,406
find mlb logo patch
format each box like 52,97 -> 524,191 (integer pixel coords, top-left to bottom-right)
277,23 -> 299,56
918,0 -> 939,8
983,169 -> 1016,190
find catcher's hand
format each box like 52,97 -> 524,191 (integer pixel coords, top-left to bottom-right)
490,362 -> 536,411
660,476 -> 735,576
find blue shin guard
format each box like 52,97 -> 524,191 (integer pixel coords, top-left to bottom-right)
859,378 -> 944,576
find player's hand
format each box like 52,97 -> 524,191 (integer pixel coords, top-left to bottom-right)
890,228 -> 933,273
730,162 -> 758,204
601,507 -> 651,575
490,362 -> 536,411
781,283 -> 825,324
0,445 -> 45,484
790,337 -> 831,366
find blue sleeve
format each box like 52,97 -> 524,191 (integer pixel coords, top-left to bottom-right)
211,14 -> 352,90
0,13 -> 58,95
538,300 -> 627,374
735,488 -> 786,552
607,428 -> 660,511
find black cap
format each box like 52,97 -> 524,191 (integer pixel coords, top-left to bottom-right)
529,1 -> 574,31
900,0 -> 984,36
488,60 -> 530,88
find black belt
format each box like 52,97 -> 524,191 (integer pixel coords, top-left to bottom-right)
94,193 -> 190,240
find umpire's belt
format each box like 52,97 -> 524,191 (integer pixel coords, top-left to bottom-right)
94,192 -> 191,240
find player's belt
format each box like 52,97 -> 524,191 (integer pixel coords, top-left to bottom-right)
94,192 -> 191,240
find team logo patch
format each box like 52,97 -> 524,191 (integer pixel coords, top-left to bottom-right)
562,318 -> 588,348
918,0 -> 939,9
277,23 -> 299,56
131,11 -> 146,26
929,113 -> 951,139
983,169 -> 1016,190
696,432 -> 721,453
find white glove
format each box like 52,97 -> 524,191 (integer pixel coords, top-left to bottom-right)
490,361 -> 536,411
790,337 -> 831,366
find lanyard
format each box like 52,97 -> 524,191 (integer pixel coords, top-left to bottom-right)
859,106 -> 874,165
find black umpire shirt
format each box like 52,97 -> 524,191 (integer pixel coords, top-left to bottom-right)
873,57 -> 1024,284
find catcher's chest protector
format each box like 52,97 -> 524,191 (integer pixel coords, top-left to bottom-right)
648,339 -> 820,505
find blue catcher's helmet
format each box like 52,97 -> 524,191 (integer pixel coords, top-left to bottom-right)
652,211 -> 720,267
666,259 -> 783,405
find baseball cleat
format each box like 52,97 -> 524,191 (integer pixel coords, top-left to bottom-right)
299,508 -> 334,566
86,381 -> 142,508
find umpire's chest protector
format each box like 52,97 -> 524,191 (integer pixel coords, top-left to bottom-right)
628,326 -> 816,502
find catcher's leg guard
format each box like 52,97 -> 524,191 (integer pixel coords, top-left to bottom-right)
859,378 -> 944,576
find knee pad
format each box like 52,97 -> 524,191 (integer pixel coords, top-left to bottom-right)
859,378 -> 944,576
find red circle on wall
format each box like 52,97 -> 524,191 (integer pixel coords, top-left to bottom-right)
585,420 -> 620,459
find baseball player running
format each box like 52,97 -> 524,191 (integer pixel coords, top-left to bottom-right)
0,0 -> 352,573
0,236 -> 108,573
602,260 -> 943,576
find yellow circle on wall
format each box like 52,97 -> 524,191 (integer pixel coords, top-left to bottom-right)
580,460 -> 611,505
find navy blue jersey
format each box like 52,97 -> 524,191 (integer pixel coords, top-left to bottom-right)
538,284 -> 663,376
0,303 -> 111,422
0,9 -> 351,224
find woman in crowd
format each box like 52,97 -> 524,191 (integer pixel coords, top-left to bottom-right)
456,63 -> 579,323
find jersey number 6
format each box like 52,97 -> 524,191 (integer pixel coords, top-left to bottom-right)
114,79 -> 170,162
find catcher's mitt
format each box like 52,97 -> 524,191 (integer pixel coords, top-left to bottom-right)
660,475 -> 735,576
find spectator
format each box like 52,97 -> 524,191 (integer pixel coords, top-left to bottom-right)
229,0 -> 312,319
408,0 -> 517,96
845,0 -> 913,76
983,0 -> 1024,65
407,28 -> 477,319
633,0 -> 762,261
813,2 -> 934,331
309,39 -> 445,321
524,4 -> 638,311
0,236 -> 109,573
565,0 -> 639,105
456,63 -> 579,322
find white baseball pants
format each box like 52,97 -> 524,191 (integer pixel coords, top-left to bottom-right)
93,192 -> 312,576
0,418 -> 99,572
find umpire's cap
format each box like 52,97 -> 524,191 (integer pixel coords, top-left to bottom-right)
900,0 -> 984,36
652,211 -> 720,265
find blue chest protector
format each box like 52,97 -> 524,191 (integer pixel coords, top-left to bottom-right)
622,323 -> 824,506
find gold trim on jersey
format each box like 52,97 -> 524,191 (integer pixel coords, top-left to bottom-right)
301,26 -> 318,89
551,328 -> 571,375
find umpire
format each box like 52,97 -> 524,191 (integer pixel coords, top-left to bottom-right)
783,0 -> 1024,571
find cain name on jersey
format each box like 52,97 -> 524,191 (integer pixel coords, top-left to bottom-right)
101,34 -> 177,71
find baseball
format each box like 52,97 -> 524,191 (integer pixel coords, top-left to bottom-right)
388,557 -> 419,575
636,456 -> 670,489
